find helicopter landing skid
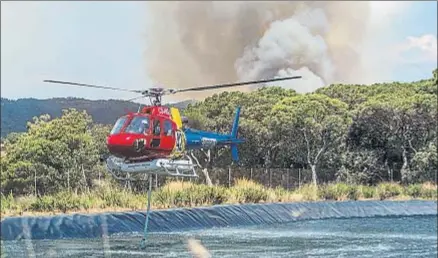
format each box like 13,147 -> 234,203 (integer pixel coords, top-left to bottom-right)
105,155 -> 198,178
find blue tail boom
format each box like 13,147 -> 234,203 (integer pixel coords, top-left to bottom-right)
183,106 -> 244,162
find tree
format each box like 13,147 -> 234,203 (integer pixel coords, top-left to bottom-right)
270,94 -> 351,185
411,140 -> 437,182
315,83 -> 370,109
349,92 -> 437,183
1,109 -> 100,195
433,68 -> 437,85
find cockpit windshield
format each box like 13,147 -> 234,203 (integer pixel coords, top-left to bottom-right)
124,116 -> 150,134
110,116 -> 127,135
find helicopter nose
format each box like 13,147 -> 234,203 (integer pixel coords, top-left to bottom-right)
107,134 -> 146,158
107,134 -> 133,146
107,134 -> 130,151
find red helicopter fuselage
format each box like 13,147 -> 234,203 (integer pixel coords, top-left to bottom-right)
106,106 -> 182,162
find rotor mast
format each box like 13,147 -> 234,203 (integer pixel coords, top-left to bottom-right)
152,94 -> 161,106
144,92 -> 162,106
141,88 -> 169,106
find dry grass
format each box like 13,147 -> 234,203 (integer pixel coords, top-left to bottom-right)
1,179 -> 436,218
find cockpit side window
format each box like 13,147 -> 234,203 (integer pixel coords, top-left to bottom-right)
125,116 -> 150,134
110,116 -> 127,135
163,120 -> 173,136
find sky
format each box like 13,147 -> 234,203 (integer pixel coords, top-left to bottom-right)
1,1 -> 437,103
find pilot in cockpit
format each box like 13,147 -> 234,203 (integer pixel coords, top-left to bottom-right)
141,119 -> 149,134
126,117 -> 150,135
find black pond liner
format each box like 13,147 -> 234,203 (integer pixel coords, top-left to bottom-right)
1,200 -> 436,241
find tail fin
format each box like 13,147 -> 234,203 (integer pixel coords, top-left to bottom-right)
230,106 -> 241,162
231,106 -> 241,138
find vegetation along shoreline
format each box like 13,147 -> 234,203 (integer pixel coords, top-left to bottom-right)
1,180 -> 436,218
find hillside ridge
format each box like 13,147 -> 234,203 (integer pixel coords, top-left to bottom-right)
0,97 -> 194,137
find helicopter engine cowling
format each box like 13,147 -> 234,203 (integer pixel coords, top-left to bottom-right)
181,116 -> 189,125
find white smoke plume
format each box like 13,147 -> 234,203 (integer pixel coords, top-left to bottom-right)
143,1 -> 392,100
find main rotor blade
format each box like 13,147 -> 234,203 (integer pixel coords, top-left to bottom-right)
125,95 -> 146,102
43,80 -> 143,93
174,76 -> 302,93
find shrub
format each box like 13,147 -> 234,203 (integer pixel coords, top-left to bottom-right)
357,185 -> 376,199
376,183 -> 403,200
321,183 -> 360,201
30,195 -> 56,212
420,182 -> 437,199
294,184 -> 320,201
227,178 -> 268,204
405,184 -> 422,198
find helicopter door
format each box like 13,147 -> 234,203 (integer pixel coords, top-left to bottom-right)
160,119 -> 176,151
150,119 -> 161,148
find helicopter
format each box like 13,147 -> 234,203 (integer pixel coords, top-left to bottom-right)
43,76 -> 302,179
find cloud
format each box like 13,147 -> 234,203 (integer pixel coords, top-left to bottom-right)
393,34 -> 437,64
405,34 -> 437,61
368,1 -> 412,25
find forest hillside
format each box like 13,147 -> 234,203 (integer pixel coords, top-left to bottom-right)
0,97 -> 194,137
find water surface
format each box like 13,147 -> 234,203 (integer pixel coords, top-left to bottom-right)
2,215 -> 437,257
